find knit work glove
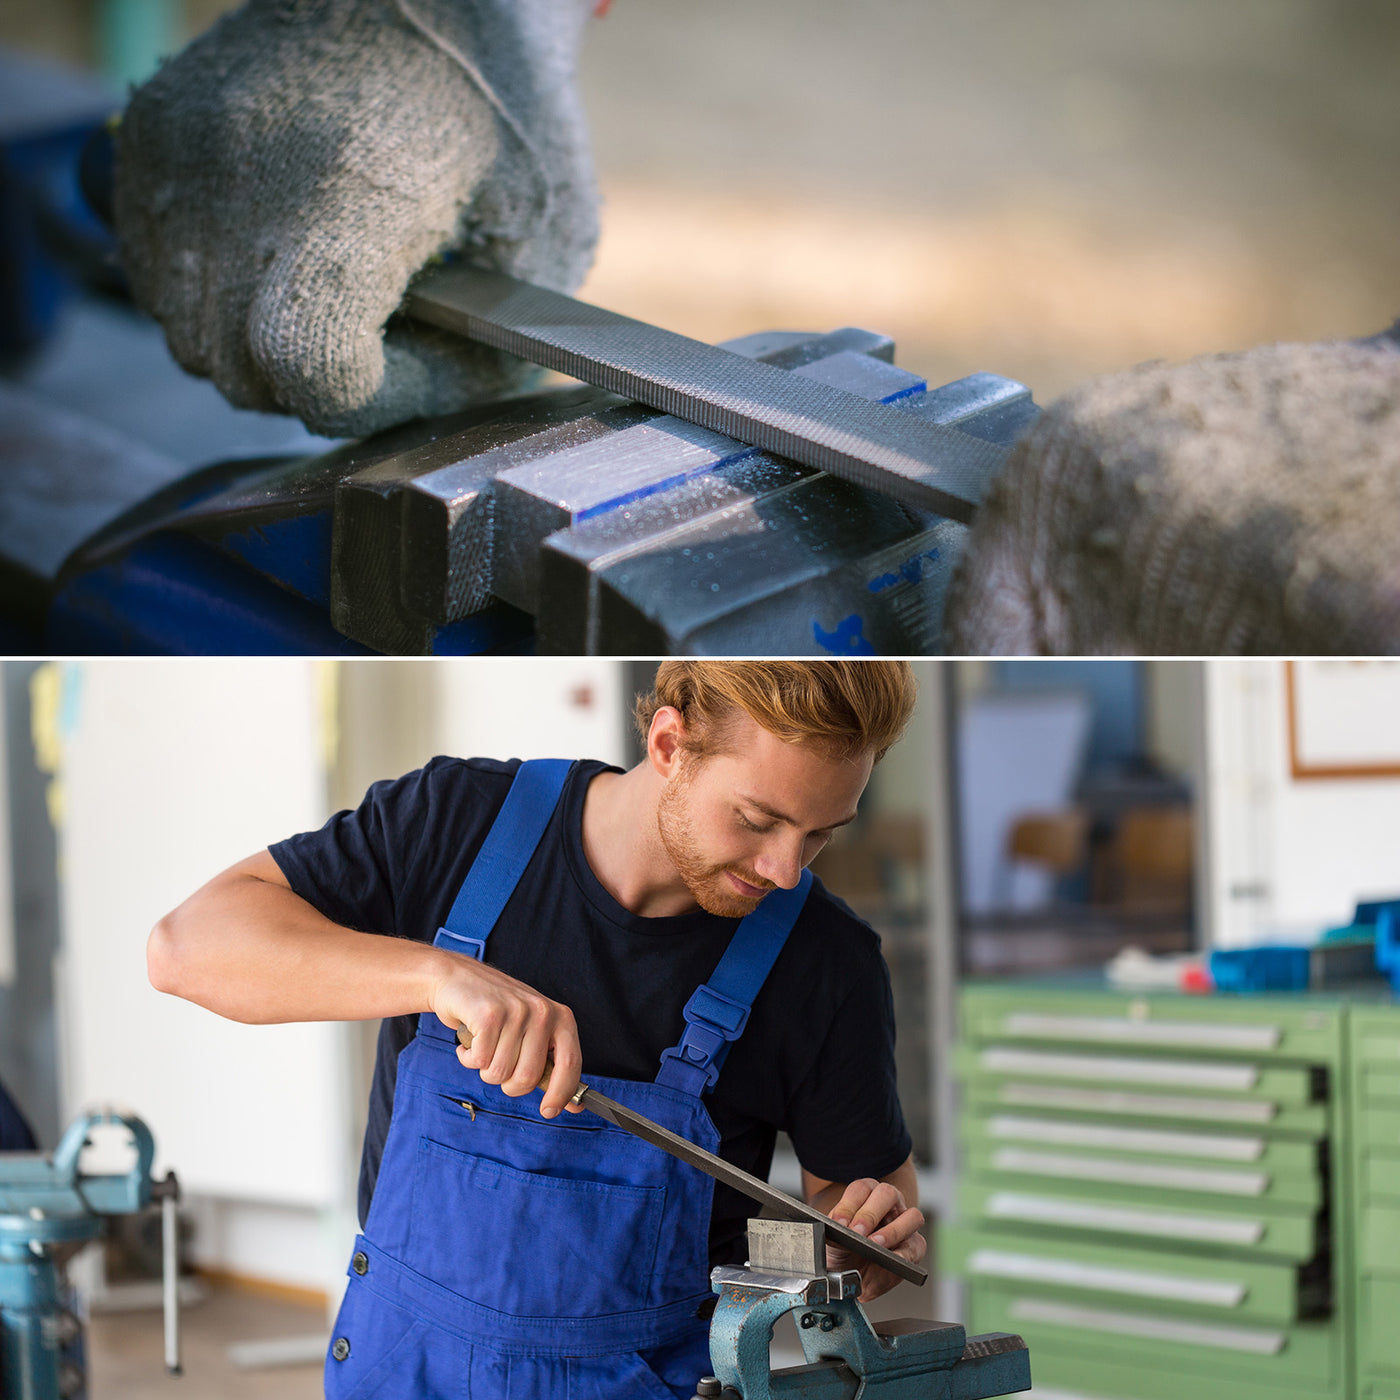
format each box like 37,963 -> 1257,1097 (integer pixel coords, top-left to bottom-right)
944,335 -> 1400,653
114,0 -> 600,438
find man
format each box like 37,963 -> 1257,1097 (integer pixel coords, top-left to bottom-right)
148,660 -> 926,1399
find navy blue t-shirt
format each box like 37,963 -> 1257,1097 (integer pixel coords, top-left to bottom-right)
269,755 -> 911,1267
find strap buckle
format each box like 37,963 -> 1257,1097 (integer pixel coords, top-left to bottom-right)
657,984 -> 752,1091
435,927 -> 486,961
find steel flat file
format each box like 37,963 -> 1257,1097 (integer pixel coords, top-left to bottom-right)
453,1027 -> 927,1288
405,265 -> 1008,523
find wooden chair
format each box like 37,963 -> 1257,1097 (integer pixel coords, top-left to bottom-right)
995,809 -> 1089,908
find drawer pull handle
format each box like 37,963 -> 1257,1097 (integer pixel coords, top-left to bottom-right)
997,1084 -> 1278,1124
986,1115 -> 1267,1161
981,1049 -> 1261,1092
967,1249 -> 1247,1307
986,1192 -> 1265,1245
1003,1014 -> 1282,1052
1009,1299 -> 1285,1355
990,1148 -> 1270,1196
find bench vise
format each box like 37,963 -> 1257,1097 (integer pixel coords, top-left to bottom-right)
695,1221 -> 1030,1400
14,325 -> 1036,655
0,1110 -> 180,1400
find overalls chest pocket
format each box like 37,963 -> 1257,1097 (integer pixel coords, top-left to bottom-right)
400,1067 -> 672,1318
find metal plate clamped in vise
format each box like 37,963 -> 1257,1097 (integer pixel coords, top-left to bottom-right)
697,1221 -> 1030,1400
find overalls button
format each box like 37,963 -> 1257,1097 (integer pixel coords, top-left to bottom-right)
332,1338 -> 351,1362
352,1252 -> 369,1275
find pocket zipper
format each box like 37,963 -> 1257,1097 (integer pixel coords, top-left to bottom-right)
434,1092 -> 607,1131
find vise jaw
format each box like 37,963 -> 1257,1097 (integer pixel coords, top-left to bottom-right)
699,1221 -> 1029,1400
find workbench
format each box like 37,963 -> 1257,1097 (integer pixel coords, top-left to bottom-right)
944,979 -> 1400,1400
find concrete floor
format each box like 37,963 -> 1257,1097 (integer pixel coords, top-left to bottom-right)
84,1272 -> 943,1398
87,1283 -> 326,1400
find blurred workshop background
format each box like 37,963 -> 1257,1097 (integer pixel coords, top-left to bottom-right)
2,0 -> 1398,457
2,657 -> 1399,1396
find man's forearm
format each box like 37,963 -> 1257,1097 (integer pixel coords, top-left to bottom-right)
147,850 -> 452,1025
149,848 -> 586,1116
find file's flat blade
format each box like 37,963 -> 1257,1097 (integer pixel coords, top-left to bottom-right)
578,1083 -> 928,1288
406,265 -> 1007,524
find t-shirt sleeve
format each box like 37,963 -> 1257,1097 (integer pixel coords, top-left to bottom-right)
783,938 -> 913,1185
268,756 -> 463,937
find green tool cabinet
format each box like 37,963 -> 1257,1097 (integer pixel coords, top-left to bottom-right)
944,982 -> 1400,1400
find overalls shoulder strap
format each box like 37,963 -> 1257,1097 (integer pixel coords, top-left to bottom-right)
432,758 -> 573,961
427,754 -> 814,1098
656,867 -> 813,1097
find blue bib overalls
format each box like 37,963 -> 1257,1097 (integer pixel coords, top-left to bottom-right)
325,759 -> 812,1400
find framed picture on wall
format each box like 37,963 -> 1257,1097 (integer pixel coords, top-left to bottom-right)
1286,659 -> 1400,779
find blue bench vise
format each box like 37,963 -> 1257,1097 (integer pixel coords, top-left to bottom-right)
695,1221 -> 1029,1400
7,328 -> 1036,656
0,1110 -> 180,1400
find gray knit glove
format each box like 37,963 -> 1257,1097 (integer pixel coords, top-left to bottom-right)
114,0 -> 599,438
944,335 -> 1400,653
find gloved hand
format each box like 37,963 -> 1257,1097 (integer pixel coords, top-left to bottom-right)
114,0 -> 600,438
944,332 -> 1400,653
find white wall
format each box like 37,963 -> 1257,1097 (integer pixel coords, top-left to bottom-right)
50,659 -> 355,1298
435,658 -> 630,768
1202,659 -> 1400,947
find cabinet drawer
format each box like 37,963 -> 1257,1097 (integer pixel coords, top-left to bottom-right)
968,1284 -> 1336,1386
963,1144 -> 1321,1208
959,1182 -> 1318,1261
958,1046 -> 1316,1104
1353,1014 -> 1400,1069
1357,1201 -> 1400,1274
1362,1149 -> 1400,1202
1361,1066 -> 1400,1104
1025,1347 -> 1340,1400
962,1081 -> 1328,1136
1359,1104 -> 1400,1149
943,1226 -> 1302,1325
964,1112 -> 1319,1174
962,991 -> 1341,1062
1360,1276 -> 1400,1374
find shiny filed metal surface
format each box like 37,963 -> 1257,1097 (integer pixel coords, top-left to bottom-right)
577,1084 -> 928,1287
583,478 -> 953,656
407,265 -> 1007,522
491,352 -> 926,613
747,1219 -> 825,1277
398,327 -> 897,629
550,373 -> 1035,654
535,452 -> 814,654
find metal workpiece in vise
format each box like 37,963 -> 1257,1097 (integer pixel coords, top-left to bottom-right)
0,1110 -> 181,1400
28,314 -> 1037,655
695,1221 -> 1029,1400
